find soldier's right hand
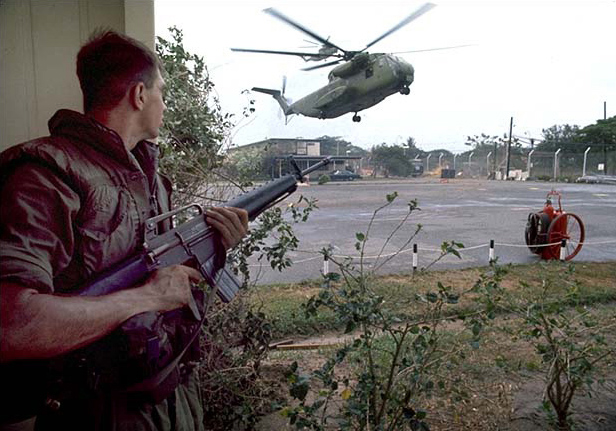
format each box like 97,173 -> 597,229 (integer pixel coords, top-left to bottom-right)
138,264 -> 203,312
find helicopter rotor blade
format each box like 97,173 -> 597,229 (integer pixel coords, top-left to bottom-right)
301,39 -> 321,48
363,2 -> 436,51
302,59 -> 342,71
230,47 -> 335,59
392,44 -> 475,54
264,8 -> 347,55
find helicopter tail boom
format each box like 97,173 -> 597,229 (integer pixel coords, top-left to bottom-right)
252,87 -> 293,116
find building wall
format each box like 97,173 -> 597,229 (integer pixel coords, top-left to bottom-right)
296,141 -> 321,156
0,0 -> 154,152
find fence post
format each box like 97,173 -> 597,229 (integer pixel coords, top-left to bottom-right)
413,244 -> 418,273
487,151 -> 492,177
560,239 -> 567,261
489,239 -> 495,262
553,148 -> 562,180
583,147 -> 591,177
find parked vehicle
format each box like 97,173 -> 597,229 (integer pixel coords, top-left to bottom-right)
328,170 -> 362,181
411,159 -> 424,177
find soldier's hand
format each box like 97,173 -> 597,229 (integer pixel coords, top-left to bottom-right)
205,207 -> 249,250
140,264 -> 202,312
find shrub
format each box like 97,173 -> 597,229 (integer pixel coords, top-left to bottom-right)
281,193 -> 481,430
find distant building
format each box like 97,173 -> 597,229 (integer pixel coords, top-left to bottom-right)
229,138 -> 362,179
231,138 -> 322,156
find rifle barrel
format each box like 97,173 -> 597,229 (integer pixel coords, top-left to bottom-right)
298,156 -> 331,179
226,156 -> 331,220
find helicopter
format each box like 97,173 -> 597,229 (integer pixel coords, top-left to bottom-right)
231,3 -> 437,123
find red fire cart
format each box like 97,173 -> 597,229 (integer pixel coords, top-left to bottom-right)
525,190 -> 585,261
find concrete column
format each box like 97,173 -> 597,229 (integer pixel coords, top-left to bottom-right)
125,0 -> 155,50
1,0 -> 154,151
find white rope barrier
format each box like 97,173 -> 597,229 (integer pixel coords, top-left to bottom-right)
292,256 -> 322,264
247,237 -> 616,268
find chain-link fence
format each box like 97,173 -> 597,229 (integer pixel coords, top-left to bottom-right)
528,149 -> 616,180
419,147 -> 616,181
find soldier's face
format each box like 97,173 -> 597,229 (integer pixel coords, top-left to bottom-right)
142,69 -> 166,140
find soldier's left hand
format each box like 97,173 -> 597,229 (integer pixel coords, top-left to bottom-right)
205,207 -> 249,250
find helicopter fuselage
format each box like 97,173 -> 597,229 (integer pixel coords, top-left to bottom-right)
290,53 -> 414,119
241,4 -> 436,122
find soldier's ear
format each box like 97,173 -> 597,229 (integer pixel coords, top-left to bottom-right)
129,82 -> 147,110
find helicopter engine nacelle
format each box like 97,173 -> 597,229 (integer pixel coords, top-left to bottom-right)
329,53 -> 371,79
330,62 -> 359,79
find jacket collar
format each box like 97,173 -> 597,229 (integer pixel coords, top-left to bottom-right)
48,109 -> 159,172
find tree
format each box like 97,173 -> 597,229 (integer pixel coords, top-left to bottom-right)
405,136 -> 419,152
539,124 -> 581,152
465,133 -> 523,177
156,26 -> 235,206
577,116 -> 616,145
577,117 -> 616,175
317,135 -> 368,157
371,144 -> 412,177
534,121 -> 616,176
155,27 -> 318,428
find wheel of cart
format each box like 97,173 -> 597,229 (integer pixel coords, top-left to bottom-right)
545,212 -> 585,260
525,190 -> 585,261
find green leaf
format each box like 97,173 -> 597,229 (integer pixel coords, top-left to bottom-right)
386,191 -> 398,202
472,323 -> 481,336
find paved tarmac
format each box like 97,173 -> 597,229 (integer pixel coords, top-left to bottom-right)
246,178 -> 616,285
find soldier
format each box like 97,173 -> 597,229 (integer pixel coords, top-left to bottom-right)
0,30 -> 248,430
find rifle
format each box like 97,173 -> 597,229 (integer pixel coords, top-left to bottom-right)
77,156 -> 331,304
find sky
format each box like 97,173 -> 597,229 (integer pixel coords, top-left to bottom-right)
154,0 -> 616,153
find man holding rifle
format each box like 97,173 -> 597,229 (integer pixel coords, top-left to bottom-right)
0,30 -> 248,430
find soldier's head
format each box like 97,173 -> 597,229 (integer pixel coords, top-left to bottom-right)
77,30 -> 163,114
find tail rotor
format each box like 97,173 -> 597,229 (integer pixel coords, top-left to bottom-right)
279,76 -> 290,123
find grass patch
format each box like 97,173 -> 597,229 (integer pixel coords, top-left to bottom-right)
250,261 -> 616,431
250,261 -> 616,339
248,281 -> 337,336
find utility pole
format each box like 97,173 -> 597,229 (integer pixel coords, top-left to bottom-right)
604,101 -> 608,174
492,138 -> 497,179
505,117 -> 513,180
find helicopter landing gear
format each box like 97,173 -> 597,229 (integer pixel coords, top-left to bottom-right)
400,87 -> 410,95
352,114 -> 361,122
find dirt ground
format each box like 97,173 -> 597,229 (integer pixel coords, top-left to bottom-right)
250,265 -> 616,431
255,316 -> 616,431
506,377 -> 616,431
256,360 -> 616,431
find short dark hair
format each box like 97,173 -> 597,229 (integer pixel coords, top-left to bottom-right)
77,29 -> 162,113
